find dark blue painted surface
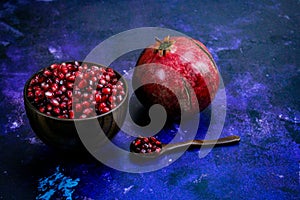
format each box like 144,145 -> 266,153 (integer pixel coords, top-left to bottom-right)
0,0 -> 299,199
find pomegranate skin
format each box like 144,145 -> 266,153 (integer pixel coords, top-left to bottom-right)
133,36 -> 219,118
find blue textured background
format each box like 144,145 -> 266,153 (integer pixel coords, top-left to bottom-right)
0,0 -> 299,199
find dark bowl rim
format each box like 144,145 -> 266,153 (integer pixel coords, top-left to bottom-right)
23,61 -> 129,122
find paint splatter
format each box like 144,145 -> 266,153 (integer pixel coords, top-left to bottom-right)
36,167 -> 80,200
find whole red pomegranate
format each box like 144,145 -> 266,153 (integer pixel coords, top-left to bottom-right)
133,36 -> 219,118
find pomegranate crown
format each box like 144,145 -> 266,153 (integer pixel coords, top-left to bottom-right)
154,36 -> 176,56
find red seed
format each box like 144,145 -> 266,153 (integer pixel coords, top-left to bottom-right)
82,101 -> 90,108
83,108 -> 93,115
95,94 -> 102,102
75,103 -> 83,112
99,79 -> 106,85
50,64 -> 59,69
61,65 -> 69,74
35,90 -> 43,97
50,99 -> 60,107
39,106 -> 45,113
111,89 -> 117,95
41,82 -> 49,90
109,96 -> 116,103
102,107 -> 110,113
98,102 -> 106,110
135,140 -> 141,146
110,103 -> 117,109
45,91 -> 54,98
60,101 -> 67,109
46,104 -> 52,111
117,95 -> 123,102
53,107 -> 61,115
82,92 -> 89,99
60,85 -> 67,92
78,80 -> 87,88
66,82 -> 74,89
51,83 -> 58,92
27,92 -> 34,98
67,90 -> 72,98
102,88 -> 111,95
69,110 -> 74,119
58,73 -> 64,80
43,70 -> 52,77
67,74 -> 75,82
79,114 -> 87,119
91,76 -> 98,82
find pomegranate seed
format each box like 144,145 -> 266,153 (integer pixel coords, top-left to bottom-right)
83,108 -> 93,115
53,107 -> 60,115
83,73 -> 89,79
39,106 -> 45,113
109,96 -> 116,103
99,79 -> 106,85
69,110 -> 74,119
83,64 -> 88,70
95,94 -> 102,102
97,84 -> 103,90
112,78 -> 118,84
51,83 -> 58,92
100,102 -> 107,109
111,89 -> 117,95
66,82 -> 73,89
43,70 -> 52,77
91,76 -> 97,82
50,99 -> 59,107
78,80 -> 87,88
58,73 -> 64,80
60,102 -> 67,109
35,90 -> 43,97
119,90 -> 126,96
82,101 -> 90,108
46,104 -> 52,111
117,95 -> 123,102
55,90 -> 63,96
79,114 -> 87,119
75,103 -> 83,112
102,107 -> 110,113
60,85 -> 67,92
65,90 -> 71,98
101,95 -> 108,102
41,82 -> 49,90
117,84 -> 123,91
102,88 -> 111,95
105,75 -> 111,82
53,70 -> 59,77
82,92 -> 89,99
27,92 -> 34,98
67,74 -> 75,81
110,103 -> 117,109
61,65 -> 68,74
37,76 -> 45,83
50,64 -> 59,69
45,91 -> 54,98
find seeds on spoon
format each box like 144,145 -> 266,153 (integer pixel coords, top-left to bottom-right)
130,136 -> 162,153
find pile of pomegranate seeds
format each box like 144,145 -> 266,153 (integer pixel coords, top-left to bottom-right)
130,136 -> 162,153
27,62 -> 126,119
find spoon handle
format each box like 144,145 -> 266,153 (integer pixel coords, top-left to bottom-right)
163,135 -> 240,152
